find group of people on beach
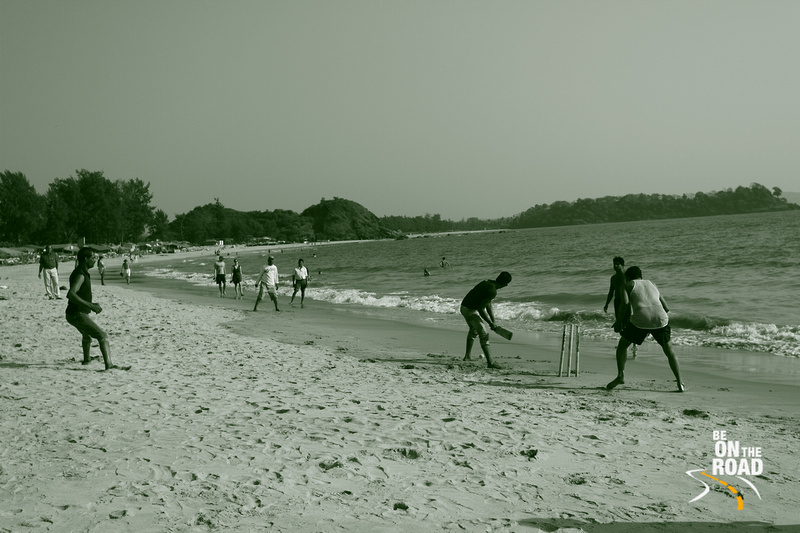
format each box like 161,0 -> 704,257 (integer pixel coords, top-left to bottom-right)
55,243 -> 683,390
212,254 -> 310,311
461,256 -> 684,392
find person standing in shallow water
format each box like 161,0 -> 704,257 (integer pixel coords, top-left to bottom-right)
460,271 -> 511,369
66,247 -> 129,371
291,258 -> 309,307
607,266 -> 684,392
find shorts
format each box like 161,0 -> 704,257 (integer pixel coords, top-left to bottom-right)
621,322 -> 671,346
259,284 -> 278,300
294,279 -> 308,289
66,312 -> 108,342
460,305 -> 489,342
216,274 -> 226,284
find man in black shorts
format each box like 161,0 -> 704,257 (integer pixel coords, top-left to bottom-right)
460,271 -> 511,369
214,255 -> 227,297
607,266 -> 684,392
603,256 -> 637,357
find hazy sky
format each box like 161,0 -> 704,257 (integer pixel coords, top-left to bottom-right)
2,1 -> 798,220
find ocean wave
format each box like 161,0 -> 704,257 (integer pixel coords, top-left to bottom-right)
141,267 -> 799,357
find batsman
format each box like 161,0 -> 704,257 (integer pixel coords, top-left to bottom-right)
460,271 -> 512,369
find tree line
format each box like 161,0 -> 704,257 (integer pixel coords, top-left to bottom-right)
507,183 -> 796,228
1,169 -> 159,245
1,169 -> 796,247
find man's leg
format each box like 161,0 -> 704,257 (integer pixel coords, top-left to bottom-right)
477,333 -> 499,369
253,285 -> 263,311
270,290 -> 280,311
464,331 -> 476,360
98,337 -> 113,370
43,272 -> 52,298
607,337 -> 632,389
661,341 -> 684,391
44,269 -> 55,298
51,269 -> 61,298
81,334 -> 93,364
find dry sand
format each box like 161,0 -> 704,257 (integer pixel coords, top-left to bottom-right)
1,258 -> 799,532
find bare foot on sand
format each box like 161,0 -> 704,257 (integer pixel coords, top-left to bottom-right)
606,377 -> 625,390
102,365 -> 132,371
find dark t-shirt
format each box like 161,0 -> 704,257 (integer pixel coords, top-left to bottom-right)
66,266 -> 92,315
461,280 -> 497,310
39,251 -> 59,270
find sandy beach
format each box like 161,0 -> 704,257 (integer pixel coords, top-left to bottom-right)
1,255 -> 798,532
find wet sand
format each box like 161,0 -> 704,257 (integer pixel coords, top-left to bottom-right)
1,258 -> 798,532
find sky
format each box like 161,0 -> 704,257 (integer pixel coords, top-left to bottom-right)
2,1 -> 799,220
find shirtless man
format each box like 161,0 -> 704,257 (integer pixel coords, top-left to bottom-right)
603,256 -> 636,357
214,255 -> 226,297
606,266 -> 684,392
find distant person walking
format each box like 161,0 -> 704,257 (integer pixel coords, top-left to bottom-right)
38,245 -> 61,299
606,266 -> 684,392
66,247 -> 128,371
291,258 -> 309,307
603,256 -> 636,357
231,258 -> 244,299
440,257 -> 450,268
254,255 -> 280,312
97,255 -> 106,285
121,259 -> 131,285
460,271 -> 512,369
214,255 -> 227,297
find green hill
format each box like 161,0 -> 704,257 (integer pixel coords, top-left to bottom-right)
301,197 -> 389,240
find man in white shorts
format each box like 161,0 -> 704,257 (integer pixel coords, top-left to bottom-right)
253,255 -> 280,312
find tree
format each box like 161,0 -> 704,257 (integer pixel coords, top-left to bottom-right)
120,178 -> 155,242
148,209 -> 171,241
73,169 -> 123,243
0,171 -> 45,244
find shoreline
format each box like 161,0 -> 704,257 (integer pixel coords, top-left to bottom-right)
126,264 -> 800,402
1,262 -> 799,531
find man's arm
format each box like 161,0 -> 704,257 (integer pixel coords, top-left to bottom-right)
254,268 -> 264,286
67,273 -> 100,314
603,277 -> 615,310
659,295 -> 670,314
613,282 -> 632,330
479,302 -> 496,329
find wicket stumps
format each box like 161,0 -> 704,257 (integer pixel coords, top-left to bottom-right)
558,323 -> 580,377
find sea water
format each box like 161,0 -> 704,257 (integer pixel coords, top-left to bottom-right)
142,211 -> 800,358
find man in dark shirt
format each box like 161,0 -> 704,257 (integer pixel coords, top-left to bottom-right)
38,245 -> 61,299
603,256 -> 637,358
66,247 -> 128,371
460,271 -> 512,369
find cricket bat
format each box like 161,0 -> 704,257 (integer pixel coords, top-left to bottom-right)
492,325 -> 513,341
